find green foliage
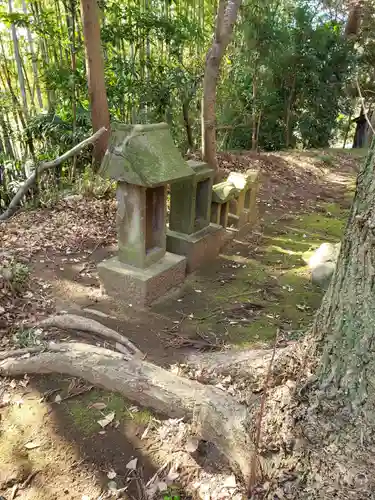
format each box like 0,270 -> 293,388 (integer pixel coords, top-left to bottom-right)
75,166 -> 115,199
0,0 -> 370,215
218,0 -> 356,151
13,328 -> 42,348
0,259 -> 30,294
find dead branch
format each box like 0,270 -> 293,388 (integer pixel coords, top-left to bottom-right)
0,341 -> 262,482
0,127 -> 107,221
38,313 -> 143,357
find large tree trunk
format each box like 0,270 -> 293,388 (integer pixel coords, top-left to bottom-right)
310,139 -> 375,400
202,0 -> 242,174
80,0 -> 110,166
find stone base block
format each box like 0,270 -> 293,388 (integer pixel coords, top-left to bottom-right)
98,253 -> 187,308
167,223 -> 226,273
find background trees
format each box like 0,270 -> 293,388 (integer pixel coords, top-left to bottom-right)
0,0 -> 373,210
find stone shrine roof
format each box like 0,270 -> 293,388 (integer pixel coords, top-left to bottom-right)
99,123 -> 194,187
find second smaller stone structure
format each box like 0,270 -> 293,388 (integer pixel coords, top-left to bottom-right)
167,160 -> 226,272
226,169 -> 260,234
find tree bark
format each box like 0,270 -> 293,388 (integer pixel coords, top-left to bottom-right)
202,0 -> 242,174
344,2 -> 362,38
310,136 -> 375,405
80,0 -> 110,166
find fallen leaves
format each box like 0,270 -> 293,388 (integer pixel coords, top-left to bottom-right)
97,411 -> 115,428
125,458 -> 138,470
89,402 -> 107,410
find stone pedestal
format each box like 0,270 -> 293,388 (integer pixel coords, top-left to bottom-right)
167,223 -> 225,273
98,253 -> 186,308
167,160 -> 225,271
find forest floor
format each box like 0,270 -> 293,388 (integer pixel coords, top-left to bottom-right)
0,148 -> 365,500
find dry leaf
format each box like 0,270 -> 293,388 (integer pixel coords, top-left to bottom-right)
223,475 -> 237,488
125,458 -> 138,470
107,470 -> 117,479
25,441 -> 41,449
107,481 -> 117,491
97,411 -> 115,428
54,394 -> 62,403
157,481 -> 168,492
166,470 -> 179,482
90,402 -> 107,410
185,437 -> 199,453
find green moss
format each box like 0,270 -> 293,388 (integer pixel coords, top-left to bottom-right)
229,316 -> 279,346
64,390 -> 152,436
290,212 -> 345,240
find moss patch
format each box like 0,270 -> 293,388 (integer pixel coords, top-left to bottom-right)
63,389 -> 152,436
155,199 -> 350,347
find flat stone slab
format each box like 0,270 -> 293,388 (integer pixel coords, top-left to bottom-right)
166,223 -> 226,273
98,253 -> 187,308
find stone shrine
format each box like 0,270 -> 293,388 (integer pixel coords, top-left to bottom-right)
97,122 -> 193,307
167,160 -> 226,272
226,169 -> 260,234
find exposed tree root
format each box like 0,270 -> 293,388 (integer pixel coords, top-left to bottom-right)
0,341 -> 264,482
38,313 -> 143,357
185,343 -> 300,389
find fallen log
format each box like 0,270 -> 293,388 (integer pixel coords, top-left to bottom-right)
0,341 -> 264,482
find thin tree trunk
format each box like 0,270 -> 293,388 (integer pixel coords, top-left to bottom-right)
64,0 -> 78,179
80,0 -> 110,166
183,100 -> 194,151
251,64 -> 258,151
9,0 -> 28,118
343,109 -> 352,149
285,75 -> 296,148
0,115 -> 14,159
202,0 -> 242,174
22,0 -> 43,109
344,2 -> 362,37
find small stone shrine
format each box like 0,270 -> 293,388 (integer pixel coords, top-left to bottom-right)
210,181 -> 240,228
167,160 -> 226,272
226,169 -> 260,233
97,122 -> 194,307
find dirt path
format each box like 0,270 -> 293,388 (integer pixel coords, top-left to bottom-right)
0,149 -> 363,499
